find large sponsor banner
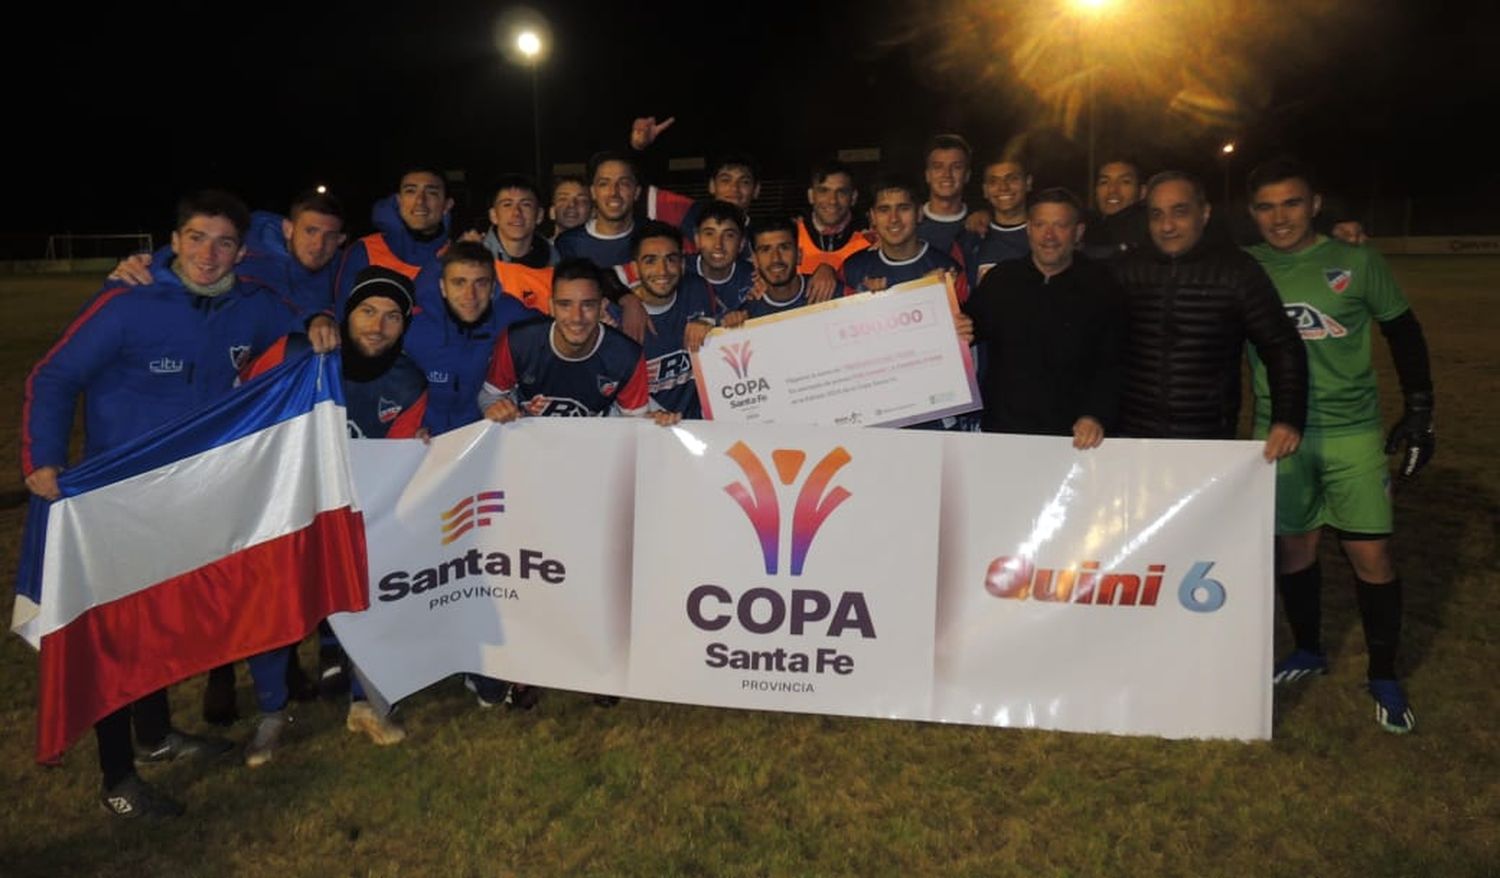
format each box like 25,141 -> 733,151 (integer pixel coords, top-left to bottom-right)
693,275 -> 980,428
333,419 -> 637,704
629,421 -> 943,718
932,434 -> 1275,739
334,421 -> 1273,740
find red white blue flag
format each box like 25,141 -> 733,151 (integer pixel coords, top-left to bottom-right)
13,353 -> 368,763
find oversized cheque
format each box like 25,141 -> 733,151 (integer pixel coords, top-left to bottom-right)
692,273 -> 980,427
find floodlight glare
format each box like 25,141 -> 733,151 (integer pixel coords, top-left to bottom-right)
517,31 -> 542,58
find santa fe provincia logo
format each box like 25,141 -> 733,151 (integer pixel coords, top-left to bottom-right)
722,441 -> 852,576
440,491 -> 506,545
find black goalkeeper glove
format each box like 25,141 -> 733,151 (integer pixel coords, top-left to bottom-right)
1384,391 -> 1434,478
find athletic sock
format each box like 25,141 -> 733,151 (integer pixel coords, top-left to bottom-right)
1277,563 -> 1323,654
1355,577 -> 1402,680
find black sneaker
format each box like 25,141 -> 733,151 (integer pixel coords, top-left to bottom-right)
507,684 -> 541,711
135,730 -> 235,765
201,668 -> 239,726
100,775 -> 185,819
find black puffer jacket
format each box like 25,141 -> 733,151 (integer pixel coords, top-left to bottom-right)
1113,240 -> 1307,439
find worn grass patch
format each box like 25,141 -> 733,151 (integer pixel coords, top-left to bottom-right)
1,258 -> 1496,877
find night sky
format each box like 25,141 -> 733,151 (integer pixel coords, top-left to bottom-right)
8,0 -> 1497,254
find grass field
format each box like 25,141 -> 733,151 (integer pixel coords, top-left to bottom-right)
0,259 -> 1496,877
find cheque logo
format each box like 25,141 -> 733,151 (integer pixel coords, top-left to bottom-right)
723,441 -> 851,576
720,341 -> 755,379
440,491 -> 506,545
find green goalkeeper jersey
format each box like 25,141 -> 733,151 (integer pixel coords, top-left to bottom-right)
1247,236 -> 1410,433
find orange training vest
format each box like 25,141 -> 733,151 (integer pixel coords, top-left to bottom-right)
496,261 -> 555,315
796,218 -> 874,274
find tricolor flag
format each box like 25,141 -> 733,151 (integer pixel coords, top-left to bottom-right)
13,352 -> 368,763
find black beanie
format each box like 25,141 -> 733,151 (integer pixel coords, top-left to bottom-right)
345,266 -> 415,321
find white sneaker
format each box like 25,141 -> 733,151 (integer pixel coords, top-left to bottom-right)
346,701 -> 405,746
244,711 -> 289,768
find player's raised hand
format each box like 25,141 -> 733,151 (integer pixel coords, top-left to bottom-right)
952,311 -> 974,346
25,465 -> 62,501
807,264 -> 840,303
1385,391 -> 1435,478
684,320 -> 713,353
1071,417 -> 1105,450
1262,423 -> 1302,462
108,252 -> 154,286
484,398 -> 522,423
965,209 -> 993,238
307,315 -> 341,353
630,116 -> 676,150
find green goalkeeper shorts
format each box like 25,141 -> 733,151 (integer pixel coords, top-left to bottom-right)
1256,426 -> 1393,536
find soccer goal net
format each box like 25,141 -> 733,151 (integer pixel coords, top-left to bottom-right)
44,233 -> 153,261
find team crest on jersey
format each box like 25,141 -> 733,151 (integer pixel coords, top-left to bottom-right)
596,375 -> 618,397
1284,303 -> 1348,340
228,345 -> 251,370
426,370 -> 451,384
378,396 -> 402,423
1323,268 -> 1352,294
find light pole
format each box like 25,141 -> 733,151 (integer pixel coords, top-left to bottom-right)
1069,0 -> 1114,205
517,30 -> 543,185
1220,141 -> 1236,206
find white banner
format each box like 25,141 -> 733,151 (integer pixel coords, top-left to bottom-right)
332,419 -> 637,704
340,422 -> 1274,740
931,434 -> 1275,739
629,422 -> 941,718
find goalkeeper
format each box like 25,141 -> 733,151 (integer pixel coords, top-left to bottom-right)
1244,157 -> 1434,734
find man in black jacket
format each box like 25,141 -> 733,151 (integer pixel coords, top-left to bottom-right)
964,188 -> 1126,447
1113,172 -> 1307,461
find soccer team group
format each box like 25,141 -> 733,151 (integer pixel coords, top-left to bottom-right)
20,116 -> 1436,818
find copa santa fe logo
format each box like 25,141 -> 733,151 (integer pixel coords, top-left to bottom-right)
716,341 -> 769,410
685,441 -> 875,683
376,488 -> 568,610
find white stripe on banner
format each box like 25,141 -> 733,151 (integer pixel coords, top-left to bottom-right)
341,420 -> 1276,740
26,400 -> 354,645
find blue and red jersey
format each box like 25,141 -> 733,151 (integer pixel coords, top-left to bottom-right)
242,334 -> 428,439
480,320 -> 650,417
555,220 -> 637,291
607,281 -> 714,417
687,255 -> 757,318
737,275 -> 830,321
965,222 -> 1029,287
21,266 -> 304,474
841,242 -> 969,303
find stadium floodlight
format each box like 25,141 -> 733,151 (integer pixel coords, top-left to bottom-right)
1070,0 -> 1113,16
1221,142 -> 1236,155
316,184 -> 328,194
517,30 -> 541,58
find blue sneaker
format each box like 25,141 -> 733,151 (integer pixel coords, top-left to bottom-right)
1272,649 -> 1329,685
1368,679 -> 1415,734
